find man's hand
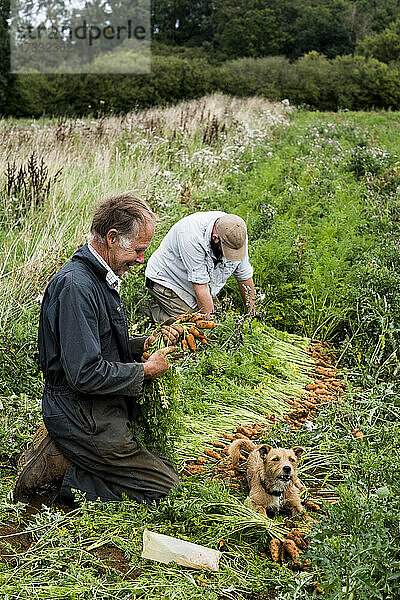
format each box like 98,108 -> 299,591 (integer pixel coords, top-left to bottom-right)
143,326 -> 179,352
143,346 -> 176,380
161,325 -> 180,346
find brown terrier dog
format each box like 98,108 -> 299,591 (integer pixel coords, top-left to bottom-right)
228,439 -> 306,517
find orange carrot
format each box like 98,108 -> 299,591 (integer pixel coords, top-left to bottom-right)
312,582 -> 323,595
270,539 -> 282,562
284,519 -> 297,529
175,313 -> 192,322
315,366 -> 335,377
305,500 -> 321,511
213,441 -> 226,449
189,326 -> 206,341
237,426 -> 253,437
283,539 -> 300,563
286,532 -> 308,551
190,313 -> 206,322
186,333 -> 196,352
204,449 -> 221,460
196,320 -> 216,329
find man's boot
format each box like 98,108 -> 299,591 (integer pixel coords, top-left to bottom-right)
13,423 -> 68,503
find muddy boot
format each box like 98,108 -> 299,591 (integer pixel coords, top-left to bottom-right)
13,423 -> 69,504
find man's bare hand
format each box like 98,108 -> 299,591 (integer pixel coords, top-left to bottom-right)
161,325 -> 180,346
143,346 -> 176,380
143,326 -> 179,353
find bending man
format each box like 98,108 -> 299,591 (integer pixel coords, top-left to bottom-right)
145,211 -> 255,322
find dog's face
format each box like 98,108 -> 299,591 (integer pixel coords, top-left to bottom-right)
259,445 -> 304,484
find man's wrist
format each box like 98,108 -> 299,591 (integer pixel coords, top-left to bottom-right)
143,360 -> 158,380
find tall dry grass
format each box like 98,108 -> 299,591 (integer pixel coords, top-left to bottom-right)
0,94 -> 291,331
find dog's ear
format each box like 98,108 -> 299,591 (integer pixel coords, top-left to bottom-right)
259,444 -> 272,458
292,446 -> 306,459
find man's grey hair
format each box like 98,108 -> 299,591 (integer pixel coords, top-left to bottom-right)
118,234 -> 134,249
90,191 -> 156,246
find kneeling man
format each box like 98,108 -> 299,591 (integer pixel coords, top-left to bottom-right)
14,192 -> 179,505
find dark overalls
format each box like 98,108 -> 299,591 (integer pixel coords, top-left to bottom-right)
38,244 -> 179,504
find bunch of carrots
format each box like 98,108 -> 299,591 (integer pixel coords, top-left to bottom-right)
137,313 -> 216,458
143,312 -> 216,359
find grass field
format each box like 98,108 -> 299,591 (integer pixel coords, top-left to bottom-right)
1,96 -> 399,599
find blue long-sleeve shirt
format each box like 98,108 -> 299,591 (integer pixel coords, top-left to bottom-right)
38,244 -> 146,398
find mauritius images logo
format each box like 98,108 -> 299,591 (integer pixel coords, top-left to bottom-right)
10,0 -> 151,74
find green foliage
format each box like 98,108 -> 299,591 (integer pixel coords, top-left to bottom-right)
218,56 -> 292,100
153,0 -> 400,61
0,307 -> 42,397
332,54 -> 400,110
344,243 -> 400,377
4,0 -> 400,115
10,53 -> 216,118
0,393 -> 42,462
176,315 -> 312,458
345,145 -> 395,177
134,367 -> 185,460
0,479 -> 302,599
206,112 -> 400,375
291,2 -> 355,59
264,380 -> 400,600
306,485 -> 400,599
214,6 -> 285,59
0,153 -> 62,226
289,52 -> 337,110
4,46 -> 400,116
356,17 -> 400,63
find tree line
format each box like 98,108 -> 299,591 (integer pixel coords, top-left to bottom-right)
1,0 -> 400,116
152,0 -> 400,60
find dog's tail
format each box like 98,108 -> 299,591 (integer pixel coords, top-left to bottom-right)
228,439 -> 257,467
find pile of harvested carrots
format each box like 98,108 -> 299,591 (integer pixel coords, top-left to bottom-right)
270,526 -> 310,564
184,342 -> 346,476
284,340 -> 345,430
184,341 -> 345,473
269,525 -> 322,593
183,338 -> 344,581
